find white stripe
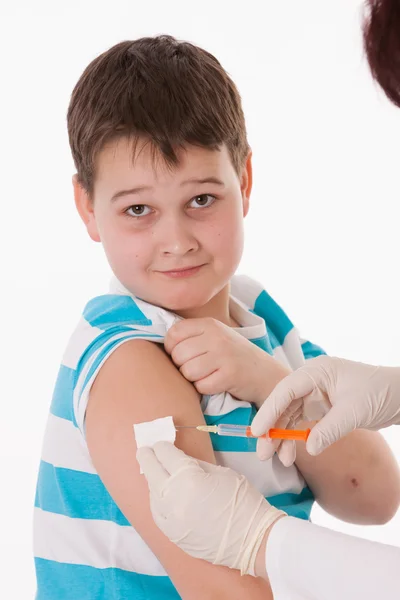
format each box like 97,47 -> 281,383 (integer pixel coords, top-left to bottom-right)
73,335 -> 105,435
62,318 -> 103,370
215,451 -> 306,498
202,392 -> 252,417
299,337 -> 323,358
108,276 -> 132,295
272,344 -> 293,369
34,508 -> 167,576
41,414 -> 96,474
230,273 -> 263,308
280,328 -> 306,370
230,295 -> 267,339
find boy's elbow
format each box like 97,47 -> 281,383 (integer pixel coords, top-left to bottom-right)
368,456 -> 400,524
347,472 -> 400,525
374,504 -> 399,525
370,482 -> 400,525
319,471 -> 400,525
346,433 -> 400,525
358,494 -> 400,525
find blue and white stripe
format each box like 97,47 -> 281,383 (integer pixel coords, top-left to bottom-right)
34,274 -> 325,599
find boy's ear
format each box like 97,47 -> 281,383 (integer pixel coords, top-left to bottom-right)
72,175 -> 101,242
241,150 -> 252,217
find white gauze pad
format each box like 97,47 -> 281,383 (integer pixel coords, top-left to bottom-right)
134,416 -> 176,473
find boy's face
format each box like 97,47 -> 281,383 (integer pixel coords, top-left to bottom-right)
74,137 -> 251,314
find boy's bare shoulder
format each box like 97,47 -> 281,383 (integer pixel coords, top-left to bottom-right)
90,337 -> 199,404
86,337 -> 212,461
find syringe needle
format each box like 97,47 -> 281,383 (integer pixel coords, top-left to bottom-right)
175,425 -> 218,433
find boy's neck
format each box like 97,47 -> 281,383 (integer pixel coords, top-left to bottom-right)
174,284 -> 238,328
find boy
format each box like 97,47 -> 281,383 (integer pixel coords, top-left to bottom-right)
34,35 -> 400,600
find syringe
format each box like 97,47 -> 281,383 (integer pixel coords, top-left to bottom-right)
176,423 -> 310,441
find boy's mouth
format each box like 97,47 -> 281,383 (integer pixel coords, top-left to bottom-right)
157,264 -> 206,278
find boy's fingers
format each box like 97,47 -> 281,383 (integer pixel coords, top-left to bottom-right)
164,319 -> 205,354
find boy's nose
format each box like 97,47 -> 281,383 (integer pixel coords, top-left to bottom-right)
158,220 -> 199,256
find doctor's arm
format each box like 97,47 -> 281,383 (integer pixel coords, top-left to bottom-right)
258,515 -> 400,600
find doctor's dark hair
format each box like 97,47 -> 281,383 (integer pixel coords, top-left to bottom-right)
363,0 -> 400,107
67,35 -> 249,198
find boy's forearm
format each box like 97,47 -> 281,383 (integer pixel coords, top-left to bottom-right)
252,355 -> 291,409
295,426 -> 400,524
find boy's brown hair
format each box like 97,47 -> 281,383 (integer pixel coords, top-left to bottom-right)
67,35 -> 250,198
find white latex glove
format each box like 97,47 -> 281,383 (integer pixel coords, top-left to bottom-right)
136,441 -> 286,576
252,356 -> 400,457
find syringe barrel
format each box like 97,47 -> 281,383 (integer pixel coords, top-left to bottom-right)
217,424 -> 250,437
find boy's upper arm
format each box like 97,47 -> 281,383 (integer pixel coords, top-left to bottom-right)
85,339 -> 272,600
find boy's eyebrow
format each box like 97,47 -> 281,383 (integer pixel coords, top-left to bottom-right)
110,177 -> 225,202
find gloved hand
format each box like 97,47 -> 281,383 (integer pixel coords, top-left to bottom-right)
251,356 -> 400,457
136,441 -> 286,576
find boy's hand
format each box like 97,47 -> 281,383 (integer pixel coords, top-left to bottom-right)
164,318 -> 290,406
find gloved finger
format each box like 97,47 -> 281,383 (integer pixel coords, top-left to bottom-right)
302,386 -> 331,421
136,447 -> 169,495
256,436 -> 279,461
306,405 -> 357,456
251,369 -> 316,436
289,398 -> 305,425
152,441 -> 204,477
274,409 -> 297,466
254,412 -> 291,461
197,459 -> 230,475
276,439 -> 296,467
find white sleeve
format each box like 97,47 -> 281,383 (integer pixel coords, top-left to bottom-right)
265,517 -> 400,600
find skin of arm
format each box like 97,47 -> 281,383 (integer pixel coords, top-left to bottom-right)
294,421 -> 400,525
86,339 -> 273,600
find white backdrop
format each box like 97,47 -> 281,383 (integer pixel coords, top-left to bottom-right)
1,0 -> 399,597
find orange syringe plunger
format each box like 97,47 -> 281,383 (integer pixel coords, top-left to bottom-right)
245,426 -> 311,442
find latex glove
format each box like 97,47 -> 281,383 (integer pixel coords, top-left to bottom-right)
252,355 -> 400,457
136,441 -> 286,576
164,317 -> 290,407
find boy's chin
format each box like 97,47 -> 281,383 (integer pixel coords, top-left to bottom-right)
158,291 -> 212,315
159,298 -> 205,314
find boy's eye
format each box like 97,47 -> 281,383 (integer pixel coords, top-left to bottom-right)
189,194 -> 216,209
126,205 -> 151,217
125,195 -> 216,218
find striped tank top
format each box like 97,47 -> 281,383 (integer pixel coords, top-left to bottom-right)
34,274 -> 325,599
